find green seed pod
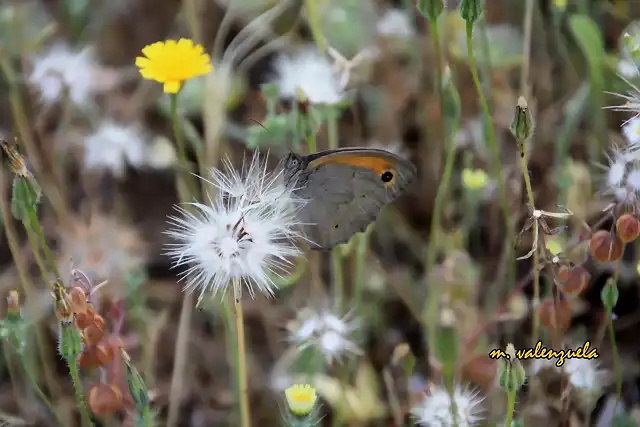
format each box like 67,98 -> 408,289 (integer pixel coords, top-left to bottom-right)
600,278 -> 619,313
123,350 -> 150,410
460,0 -> 483,26
57,322 -> 83,360
510,96 -> 535,142
11,175 -> 41,221
498,344 -> 526,393
417,0 -> 444,22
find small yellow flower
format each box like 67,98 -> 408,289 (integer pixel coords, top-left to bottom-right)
545,237 -> 563,256
135,38 -> 212,94
552,0 -> 567,11
462,168 -> 488,191
285,384 -> 317,417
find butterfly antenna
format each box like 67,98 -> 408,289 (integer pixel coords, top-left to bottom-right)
249,117 -> 268,130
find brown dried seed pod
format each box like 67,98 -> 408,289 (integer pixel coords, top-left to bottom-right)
68,287 -> 88,314
95,343 -> 114,366
78,347 -> 101,370
83,322 -> 105,346
616,214 -> 640,243
538,297 -> 572,333
75,311 -> 94,329
559,265 -> 591,296
88,383 -> 123,416
589,230 -> 624,263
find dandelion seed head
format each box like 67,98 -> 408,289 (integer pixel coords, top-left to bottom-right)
288,308 -> 361,364
617,59 -> 640,79
272,45 -> 344,105
84,120 -> 148,177
622,117 -> 640,144
165,153 -> 304,303
627,168 -> 640,191
29,43 -> 98,107
376,8 -> 415,39
411,383 -> 485,427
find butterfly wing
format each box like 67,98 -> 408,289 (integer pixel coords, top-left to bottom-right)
294,149 -> 416,250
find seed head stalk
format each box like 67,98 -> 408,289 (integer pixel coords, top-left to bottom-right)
465,21 -> 516,286
234,297 -> 251,427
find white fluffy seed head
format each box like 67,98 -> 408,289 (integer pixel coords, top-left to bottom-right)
164,153 -> 305,305
272,44 -> 345,105
83,120 -> 147,177
29,43 -> 98,107
411,383 -> 485,427
288,308 -> 362,364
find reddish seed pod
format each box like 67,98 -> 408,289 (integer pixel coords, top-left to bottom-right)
538,297 -> 572,333
616,214 -> 640,243
589,230 -> 624,263
88,384 -> 123,416
68,287 -> 88,314
83,319 -> 105,346
557,265 -> 591,296
78,347 -> 101,370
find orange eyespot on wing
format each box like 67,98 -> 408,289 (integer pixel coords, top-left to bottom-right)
308,154 -> 397,186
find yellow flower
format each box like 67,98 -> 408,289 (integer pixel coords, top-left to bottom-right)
462,168 -> 488,191
545,237 -> 563,256
552,0 -> 567,11
135,38 -> 212,94
285,384 -> 317,417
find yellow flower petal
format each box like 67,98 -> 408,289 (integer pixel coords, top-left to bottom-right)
163,81 -> 182,93
135,57 -> 151,68
135,38 -> 213,93
285,384 -> 317,417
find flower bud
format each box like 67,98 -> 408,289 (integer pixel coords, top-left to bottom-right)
510,96 -> 535,143
615,214 -> 640,243
123,350 -> 149,410
285,384 -> 318,417
498,344 -> 526,393
58,323 -> 83,360
460,0 -> 483,25
589,230 -> 623,263
417,0 -> 444,21
11,175 -> 41,221
601,278 -> 619,313
6,290 -> 20,319
434,307 -> 459,367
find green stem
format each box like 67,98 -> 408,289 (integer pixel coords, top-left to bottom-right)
465,21 -> 515,286
21,359 -> 64,427
608,260 -> 622,405
141,406 -> 153,427
332,249 -> 344,312
66,357 -> 95,427
170,94 -> 197,202
306,133 -> 317,154
327,113 -> 339,150
425,104 -> 460,367
26,207 -> 62,283
504,390 -> 516,427
607,313 -> 622,403
518,144 -> 540,342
